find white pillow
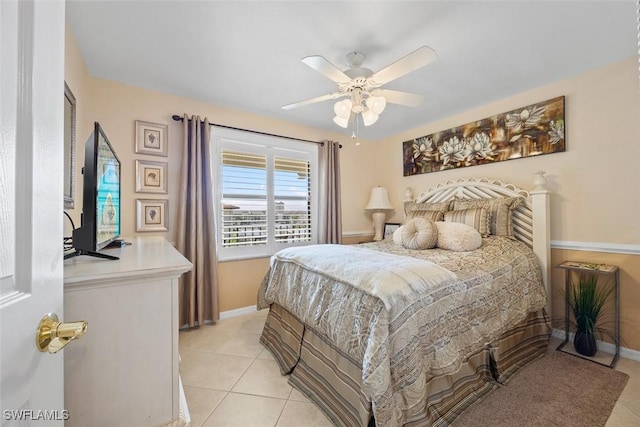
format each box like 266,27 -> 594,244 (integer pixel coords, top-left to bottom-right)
401,218 -> 438,250
435,221 -> 482,251
393,226 -> 404,245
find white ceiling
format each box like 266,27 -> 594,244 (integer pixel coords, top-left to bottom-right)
66,0 -> 638,141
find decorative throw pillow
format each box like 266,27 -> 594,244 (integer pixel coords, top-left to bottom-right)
435,221 -> 482,252
406,209 -> 445,222
401,218 -> 438,250
453,197 -> 523,237
404,200 -> 452,216
392,226 -> 404,245
443,208 -> 491,237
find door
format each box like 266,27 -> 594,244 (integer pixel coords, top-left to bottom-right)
0,0 -> 67,424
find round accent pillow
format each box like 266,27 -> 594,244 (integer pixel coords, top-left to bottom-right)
401,218 -> 438,250
392,226 -> 404,245
435,221 -> 482,251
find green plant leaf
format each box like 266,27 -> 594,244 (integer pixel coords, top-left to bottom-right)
567,273 -> 613,335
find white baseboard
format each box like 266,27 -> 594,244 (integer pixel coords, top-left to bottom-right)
178,376 -> 190,427
162,376 -> 190,426
179,306 -> 259,329
552,328 -> 640,362
219,305 -> 258,320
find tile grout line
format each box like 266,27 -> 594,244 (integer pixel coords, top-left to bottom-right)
273,396 -> 289,427
618,398 -> 640,418
198,390 -> 229,427
227,355 -> 260,394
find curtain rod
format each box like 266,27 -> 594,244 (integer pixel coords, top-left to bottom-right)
171,115 -> 341,148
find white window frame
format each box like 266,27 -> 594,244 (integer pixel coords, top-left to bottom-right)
212,126 -> 318,261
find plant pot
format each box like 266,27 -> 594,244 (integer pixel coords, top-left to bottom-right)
574,330 -> 597,357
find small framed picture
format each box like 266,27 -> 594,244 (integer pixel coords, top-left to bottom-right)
136,199 -> 168,232
135,120 -> 168,156
384,223 -> 401,239
135,160 -> 167,193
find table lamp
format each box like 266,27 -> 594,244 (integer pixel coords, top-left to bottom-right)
365,187 -> 393,241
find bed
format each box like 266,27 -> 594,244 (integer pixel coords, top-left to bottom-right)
257,174 -> 552,427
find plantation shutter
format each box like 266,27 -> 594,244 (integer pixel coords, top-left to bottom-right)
213,126 -> 318,261
274,157 -> 312,243
221,150 -> 267,247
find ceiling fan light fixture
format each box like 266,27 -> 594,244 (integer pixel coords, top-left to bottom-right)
333,115 -> 350,128
285,46 -> 437,132
334,99 -> 353,118
366,95 -> 387,115
361,110 -> 379,126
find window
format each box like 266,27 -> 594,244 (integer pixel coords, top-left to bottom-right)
212,127 -> 318,261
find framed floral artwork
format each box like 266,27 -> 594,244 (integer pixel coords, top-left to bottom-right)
135,120 -> 168,156
135,160 -> 167,193
136,199 -> 168,232
403,96 -> 565,176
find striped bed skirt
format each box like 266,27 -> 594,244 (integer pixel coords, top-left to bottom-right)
260,304 -> 550,427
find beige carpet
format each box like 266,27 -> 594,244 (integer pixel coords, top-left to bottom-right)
454,349 -> 629,427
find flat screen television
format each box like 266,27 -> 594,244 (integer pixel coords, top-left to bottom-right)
65,122 -> 121,260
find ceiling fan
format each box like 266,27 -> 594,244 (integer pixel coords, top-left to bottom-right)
282,46 -> 438,128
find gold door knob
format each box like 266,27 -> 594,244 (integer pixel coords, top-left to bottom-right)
36,313 -> 87,354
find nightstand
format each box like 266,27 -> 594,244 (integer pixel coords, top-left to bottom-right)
556,261 -> 620,368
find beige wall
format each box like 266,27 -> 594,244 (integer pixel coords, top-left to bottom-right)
376,57 -> 640,245
373,57 -> 640,351
86,79 -> 379,241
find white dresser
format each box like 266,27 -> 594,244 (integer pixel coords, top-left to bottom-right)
63,237 -> 192,427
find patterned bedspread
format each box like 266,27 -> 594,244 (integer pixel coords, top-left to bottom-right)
257,237 -> 547,427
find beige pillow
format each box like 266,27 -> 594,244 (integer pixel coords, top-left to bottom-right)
406,209 -> 445,222
453,197 -> 523,237
443,208 -> 491,237
401,218 -> 438,250
404,200 -> 452,215
392,226 -> 404,245
435,221 -> 482,251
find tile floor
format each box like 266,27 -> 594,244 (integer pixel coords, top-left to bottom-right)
179,309 -> 640,427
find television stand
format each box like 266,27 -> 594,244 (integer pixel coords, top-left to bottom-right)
64,250 -> 119,261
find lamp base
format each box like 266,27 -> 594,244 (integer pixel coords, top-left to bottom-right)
372,211 -> 387,241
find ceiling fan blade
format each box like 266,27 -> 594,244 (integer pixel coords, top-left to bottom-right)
371,89 -> 424,107
372,89 -> 424,107
282,92 -> 345,110
369,46 -> 438,85
301,55 -> 351,83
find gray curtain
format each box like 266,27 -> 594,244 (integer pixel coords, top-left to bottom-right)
318,140 -> 342,244
176,115 -> 219,327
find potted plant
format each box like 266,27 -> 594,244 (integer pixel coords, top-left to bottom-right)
568,272 -> 613,356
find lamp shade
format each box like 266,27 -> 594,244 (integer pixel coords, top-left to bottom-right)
364,187 -> 393,210
333,115 -> 349,128
366,95 -> 387,115
334,99 -> 353,118
361,110 -> 379,126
